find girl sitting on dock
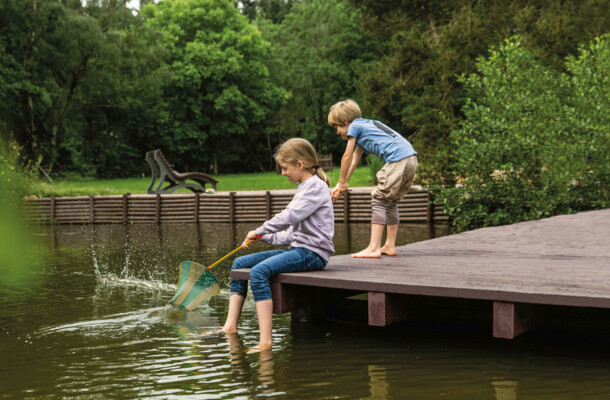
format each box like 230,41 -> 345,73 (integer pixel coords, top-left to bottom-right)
221,138 -> 335,351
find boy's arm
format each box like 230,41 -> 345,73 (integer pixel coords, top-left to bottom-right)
332,138 -> 360,201
346,146 -> 363,181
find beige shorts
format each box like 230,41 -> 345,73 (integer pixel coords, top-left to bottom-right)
371,155 -> 418,203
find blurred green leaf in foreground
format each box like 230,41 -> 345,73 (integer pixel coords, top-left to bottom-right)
0,139 -> 44,287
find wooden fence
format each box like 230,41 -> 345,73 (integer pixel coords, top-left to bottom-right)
21,189 -> 446,225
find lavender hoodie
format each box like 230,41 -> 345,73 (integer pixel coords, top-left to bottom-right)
255,175 -> 335,261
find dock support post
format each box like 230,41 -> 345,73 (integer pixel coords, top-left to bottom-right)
194,192 -> 200,224
265,191 -> 271,219
368,292 -> 411,326
270,282 -> 312,314
493,301 -> 535,339
155,194 -> 161,224
122,193 -> 129,224
271,282 -> 292,314
89,195 -> 95,224
50,197 -> 56,223
229,191 -> 235,223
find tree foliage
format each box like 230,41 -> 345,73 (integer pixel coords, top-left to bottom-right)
143,0 -> 288,173
0,0 -> 167,177
1,0 -> 610,235
349,0 -> 610,183
436,36 -> 610,232
258,0 -> 374,163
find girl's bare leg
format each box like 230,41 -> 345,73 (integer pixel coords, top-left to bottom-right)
256,299 -> 273,350
222,294 -> 245,333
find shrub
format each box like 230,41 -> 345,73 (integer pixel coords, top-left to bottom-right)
436,36 -> 610,232
366,154 -> 385,184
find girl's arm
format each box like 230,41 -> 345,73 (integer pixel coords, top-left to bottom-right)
261,227 -> 294,246
243,228 -> 293,247
256,183 -> 326,237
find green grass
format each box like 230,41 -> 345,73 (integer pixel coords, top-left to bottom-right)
30,166 -> 374,197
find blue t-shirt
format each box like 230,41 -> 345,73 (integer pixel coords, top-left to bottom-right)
347,118 -> 416,163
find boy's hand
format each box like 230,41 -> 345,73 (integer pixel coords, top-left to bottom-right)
242,230 -> 260,248
331,182 -> 349,202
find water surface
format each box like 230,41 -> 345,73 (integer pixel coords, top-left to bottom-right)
1,223 -> 608,399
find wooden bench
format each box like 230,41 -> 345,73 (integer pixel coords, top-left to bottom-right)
146,149 -> 218,194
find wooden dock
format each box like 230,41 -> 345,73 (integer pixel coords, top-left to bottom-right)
232,209 -> 610,339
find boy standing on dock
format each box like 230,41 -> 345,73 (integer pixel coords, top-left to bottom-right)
328,99 -> 418,258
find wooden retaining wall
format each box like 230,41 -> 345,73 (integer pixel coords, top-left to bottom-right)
21,189 -> 446,225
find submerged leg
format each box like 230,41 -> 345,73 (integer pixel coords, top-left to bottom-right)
256,299 -> 273,350
222,294 -> 245,333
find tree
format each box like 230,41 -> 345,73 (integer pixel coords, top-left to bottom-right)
142,0 -> 288,174
259,0 -> 374,162
235,0 -> 296,23
0,0 -> 165,177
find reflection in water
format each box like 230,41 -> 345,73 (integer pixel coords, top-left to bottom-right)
224,332 -> 278,394
368,365 -> 389,399
493,380 -> 517,400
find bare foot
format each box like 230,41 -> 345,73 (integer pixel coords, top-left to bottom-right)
380,246 -> 397,256
221,326 -> 238,334
351,248 -> 382,258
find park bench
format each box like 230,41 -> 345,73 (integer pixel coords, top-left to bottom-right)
146,149 -> 218,194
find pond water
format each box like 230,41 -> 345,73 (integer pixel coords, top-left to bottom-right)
1,223 -> 609,399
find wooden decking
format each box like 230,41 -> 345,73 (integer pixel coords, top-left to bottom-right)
232,209 -> 610,339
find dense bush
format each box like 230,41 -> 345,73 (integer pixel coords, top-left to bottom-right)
436,36 -> 610,232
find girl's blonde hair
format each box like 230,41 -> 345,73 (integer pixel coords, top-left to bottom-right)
275,138 -> 331,186
328,99 -> 362,127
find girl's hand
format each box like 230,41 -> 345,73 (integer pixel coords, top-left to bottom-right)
242,231 -> 260,248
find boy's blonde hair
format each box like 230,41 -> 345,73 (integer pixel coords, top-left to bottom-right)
275,138 -> 331,186
327,99 -> 362,127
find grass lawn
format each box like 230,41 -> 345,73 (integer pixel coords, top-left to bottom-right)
31,166 -> 374,197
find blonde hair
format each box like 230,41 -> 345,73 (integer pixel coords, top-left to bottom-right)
328,99 -> 362,127
275,138 -> 331,186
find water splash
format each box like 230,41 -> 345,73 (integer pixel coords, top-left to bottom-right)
95,273 -> 177,291
37,307 -> 163,336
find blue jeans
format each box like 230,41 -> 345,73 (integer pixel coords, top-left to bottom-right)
230,247 -> 327,302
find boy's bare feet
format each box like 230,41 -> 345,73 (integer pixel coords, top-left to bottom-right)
351,248 -> 382,258
380,246 -> 397,256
